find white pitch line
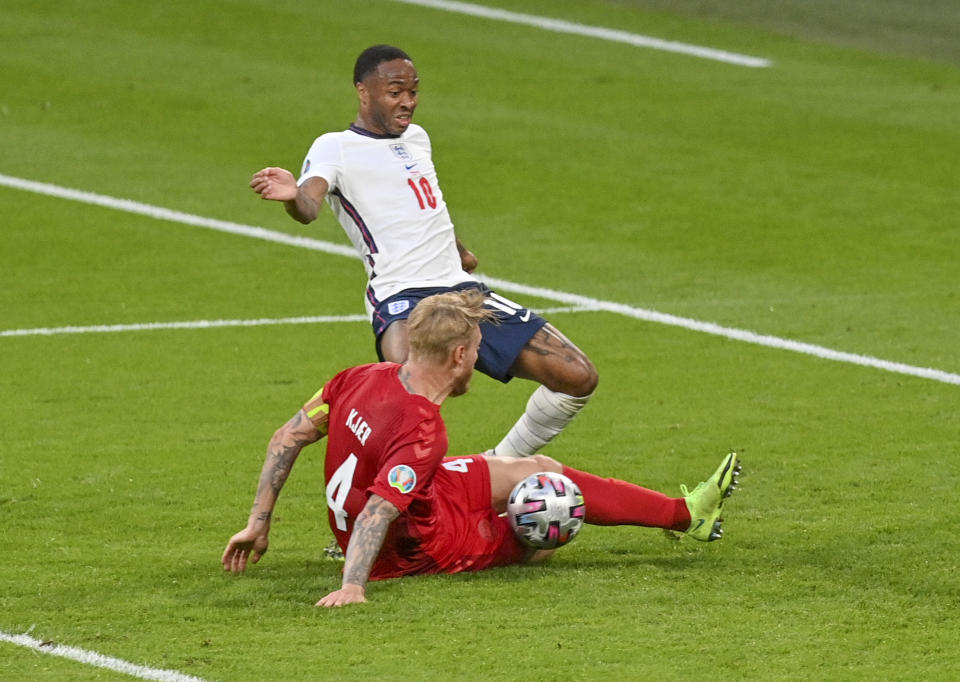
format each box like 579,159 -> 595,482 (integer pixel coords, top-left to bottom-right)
0,629 -> 206,682
388,0 -> 772,68
479,276 -> 960,386
1,172 -> 958,386
0,307 -> 593,338
0,173 -> 357,260
0,314 -> 367,337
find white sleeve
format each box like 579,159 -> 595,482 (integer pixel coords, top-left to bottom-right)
297,134 -> 341,190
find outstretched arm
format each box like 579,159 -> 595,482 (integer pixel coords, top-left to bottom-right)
221,409 -> 326,573
250,168 -> 329,225
316,494 -> 399,607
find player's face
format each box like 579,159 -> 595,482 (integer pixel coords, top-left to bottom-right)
357,58 -> 419,136
450,325 -> 482,397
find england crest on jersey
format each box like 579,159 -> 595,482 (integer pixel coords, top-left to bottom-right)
389,143 -> 412,162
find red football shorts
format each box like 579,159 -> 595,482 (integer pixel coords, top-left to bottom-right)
369,455 -> 528,580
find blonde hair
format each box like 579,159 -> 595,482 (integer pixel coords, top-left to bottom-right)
407,289 -> 495,361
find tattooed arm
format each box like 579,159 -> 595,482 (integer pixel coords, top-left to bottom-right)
221,408 -> 326,574
315,494 -> 400,607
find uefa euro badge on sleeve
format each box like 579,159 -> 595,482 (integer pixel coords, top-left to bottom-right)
388,465 -> 417,494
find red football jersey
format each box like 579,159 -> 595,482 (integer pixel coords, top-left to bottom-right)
305,362 -> 526,579
311,363 -> 447,561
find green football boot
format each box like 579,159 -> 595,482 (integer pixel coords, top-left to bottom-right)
682,452 -> 741,542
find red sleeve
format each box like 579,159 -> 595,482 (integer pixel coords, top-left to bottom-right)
302,366 -> 355,433
368,405 -> 447,512
320,367 -> 348,406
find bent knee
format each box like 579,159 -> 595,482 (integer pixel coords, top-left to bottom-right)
529,454 -> 562,473
572,359 -> 599,396
533,358 -> 598,397
552,358 -> 598,397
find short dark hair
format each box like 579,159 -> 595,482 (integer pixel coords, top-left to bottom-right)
353,44 -> 412,85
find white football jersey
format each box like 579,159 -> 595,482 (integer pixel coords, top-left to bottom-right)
298,123 -> 475,317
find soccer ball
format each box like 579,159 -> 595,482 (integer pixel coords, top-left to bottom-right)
506,471 -> 585,549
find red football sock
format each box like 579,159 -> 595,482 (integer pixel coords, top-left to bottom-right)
562,465 -> 691,531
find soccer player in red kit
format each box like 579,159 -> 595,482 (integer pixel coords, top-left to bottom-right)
221,290 -> 741,607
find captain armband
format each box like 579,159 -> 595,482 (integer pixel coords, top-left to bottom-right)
303,387 -> 330,436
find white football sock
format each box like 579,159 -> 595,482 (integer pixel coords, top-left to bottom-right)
490,386 -> 592,457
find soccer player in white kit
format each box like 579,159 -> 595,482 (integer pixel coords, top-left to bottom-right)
250,45 -> 597,459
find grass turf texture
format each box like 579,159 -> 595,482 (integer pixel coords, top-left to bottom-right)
2,0 -> 959,680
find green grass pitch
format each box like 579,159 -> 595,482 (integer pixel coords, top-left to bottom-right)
2,1 -> 959,679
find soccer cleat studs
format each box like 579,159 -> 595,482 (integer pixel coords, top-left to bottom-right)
682,452 -> 742,542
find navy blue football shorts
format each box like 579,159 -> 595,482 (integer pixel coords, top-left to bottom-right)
372,281 -> 548,383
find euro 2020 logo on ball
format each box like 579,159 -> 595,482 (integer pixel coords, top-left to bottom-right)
507,472 -> 585,549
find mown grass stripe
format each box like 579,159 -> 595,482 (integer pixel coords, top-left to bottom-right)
2,172 -> 956,386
